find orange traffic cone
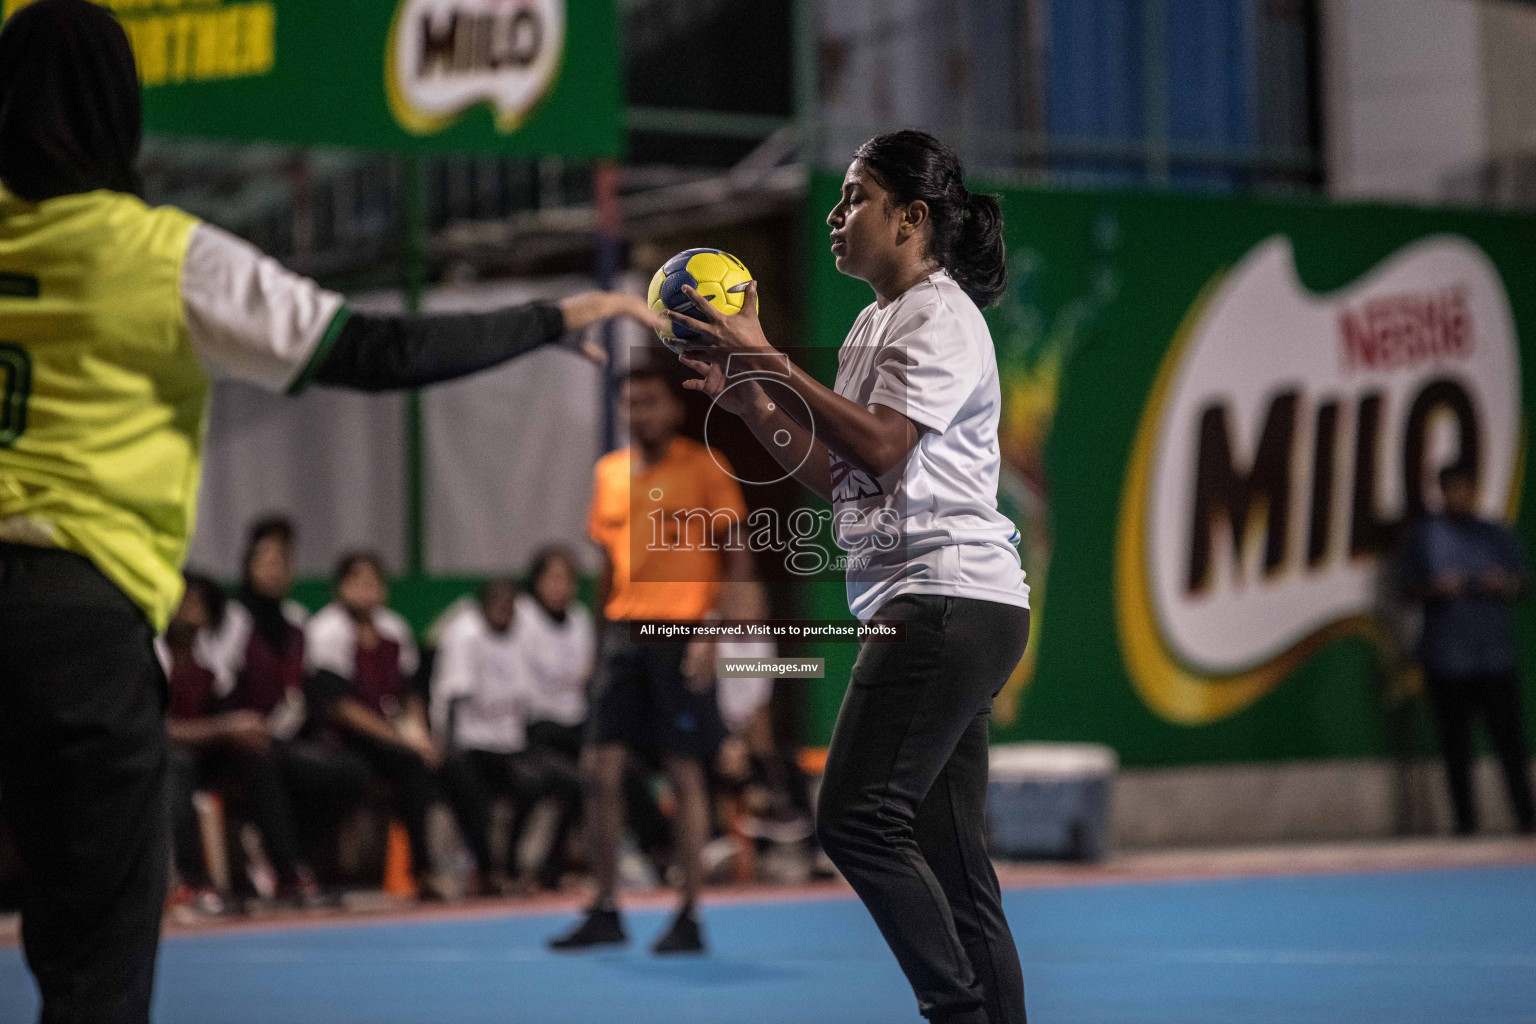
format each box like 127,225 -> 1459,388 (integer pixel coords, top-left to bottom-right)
382,820 -> 418,899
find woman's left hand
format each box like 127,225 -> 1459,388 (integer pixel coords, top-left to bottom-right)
671,281 -> 774,357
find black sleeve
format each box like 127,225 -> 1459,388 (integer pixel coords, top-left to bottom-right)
309,300 -> 567,392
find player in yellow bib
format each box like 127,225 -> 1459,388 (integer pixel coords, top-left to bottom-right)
0,4 -> 665,1021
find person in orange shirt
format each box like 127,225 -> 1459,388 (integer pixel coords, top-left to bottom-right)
550,364 -> 760,956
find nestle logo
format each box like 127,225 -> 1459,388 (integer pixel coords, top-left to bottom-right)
1339,285 -> 1472,372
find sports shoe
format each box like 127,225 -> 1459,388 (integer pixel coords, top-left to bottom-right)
165,884 -> 226,924
548,906 -> 627,951
650,908 -> 705,955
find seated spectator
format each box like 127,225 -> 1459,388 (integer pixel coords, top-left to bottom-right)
306,552 -> 443,898
516,546 -> 670,876
714,639 -> 775,800
435,579 -> 582,893
221,517 -> 309,742
711,638 -> 822,881
519,546 -> 595,762
162,573 -> 232,917
164,573 -> 319,911
223,518 -> 371,877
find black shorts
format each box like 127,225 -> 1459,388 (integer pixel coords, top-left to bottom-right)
588,621 -> 725,760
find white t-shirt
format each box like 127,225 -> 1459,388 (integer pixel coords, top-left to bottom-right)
426,595 -> 479,649
831,270 -> 1029,621
182,223 -> 347,393
513,594 -> 595,728
716,638 -> 775,734
430,607 -> 533,754
304,603 -> 420,683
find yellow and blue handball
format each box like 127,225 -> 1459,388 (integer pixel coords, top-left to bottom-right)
646,247 -> 753,354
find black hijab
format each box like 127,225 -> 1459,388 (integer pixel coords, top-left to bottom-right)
237,584 -> 296,654
0,0 -> 142,202
238,517 -> 299,653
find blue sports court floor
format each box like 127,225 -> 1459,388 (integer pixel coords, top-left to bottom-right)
3,862 -> 1534,1023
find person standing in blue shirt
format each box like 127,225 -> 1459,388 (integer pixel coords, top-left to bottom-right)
1401,464 -> 1534,835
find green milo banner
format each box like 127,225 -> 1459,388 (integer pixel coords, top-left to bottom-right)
803,172 -> 1536,767
2,0 -> 621,157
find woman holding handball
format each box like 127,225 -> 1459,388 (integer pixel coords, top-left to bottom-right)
671,131 -> 1031,1024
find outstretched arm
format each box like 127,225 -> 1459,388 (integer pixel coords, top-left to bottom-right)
310,292 -> 665,392
181,221 -> 668,395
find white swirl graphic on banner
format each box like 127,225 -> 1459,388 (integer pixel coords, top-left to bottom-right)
388,0 -> 565,135
1118,235 -> 1522,724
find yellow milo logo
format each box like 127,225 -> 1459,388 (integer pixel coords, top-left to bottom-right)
1116,236 -> 1523,726
386,0 -> 566,135
3,0 -> 276,87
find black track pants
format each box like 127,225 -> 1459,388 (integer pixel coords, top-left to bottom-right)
816,595 -> 1031,1024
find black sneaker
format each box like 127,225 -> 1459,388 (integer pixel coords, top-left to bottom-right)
650,909 -> 705,955
548,906 -> 627,951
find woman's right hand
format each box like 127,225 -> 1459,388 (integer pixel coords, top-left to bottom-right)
679,354 -> 765,418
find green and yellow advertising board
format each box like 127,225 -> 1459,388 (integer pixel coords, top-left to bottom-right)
2,0 -> 621,157
803,172 -> 1536,767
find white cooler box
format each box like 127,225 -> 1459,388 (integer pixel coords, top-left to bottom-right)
986,743 -> 1117,862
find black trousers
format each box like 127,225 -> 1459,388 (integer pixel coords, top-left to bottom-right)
0,543 -> 167,1024
1425,669 -> 1536,834
167,743 -> 307,888
166,738 -> 369,891
277,739 -> 374,868
817,595 -> 1031,1024
440,747 -> 582,877
340,736 -> 437,881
